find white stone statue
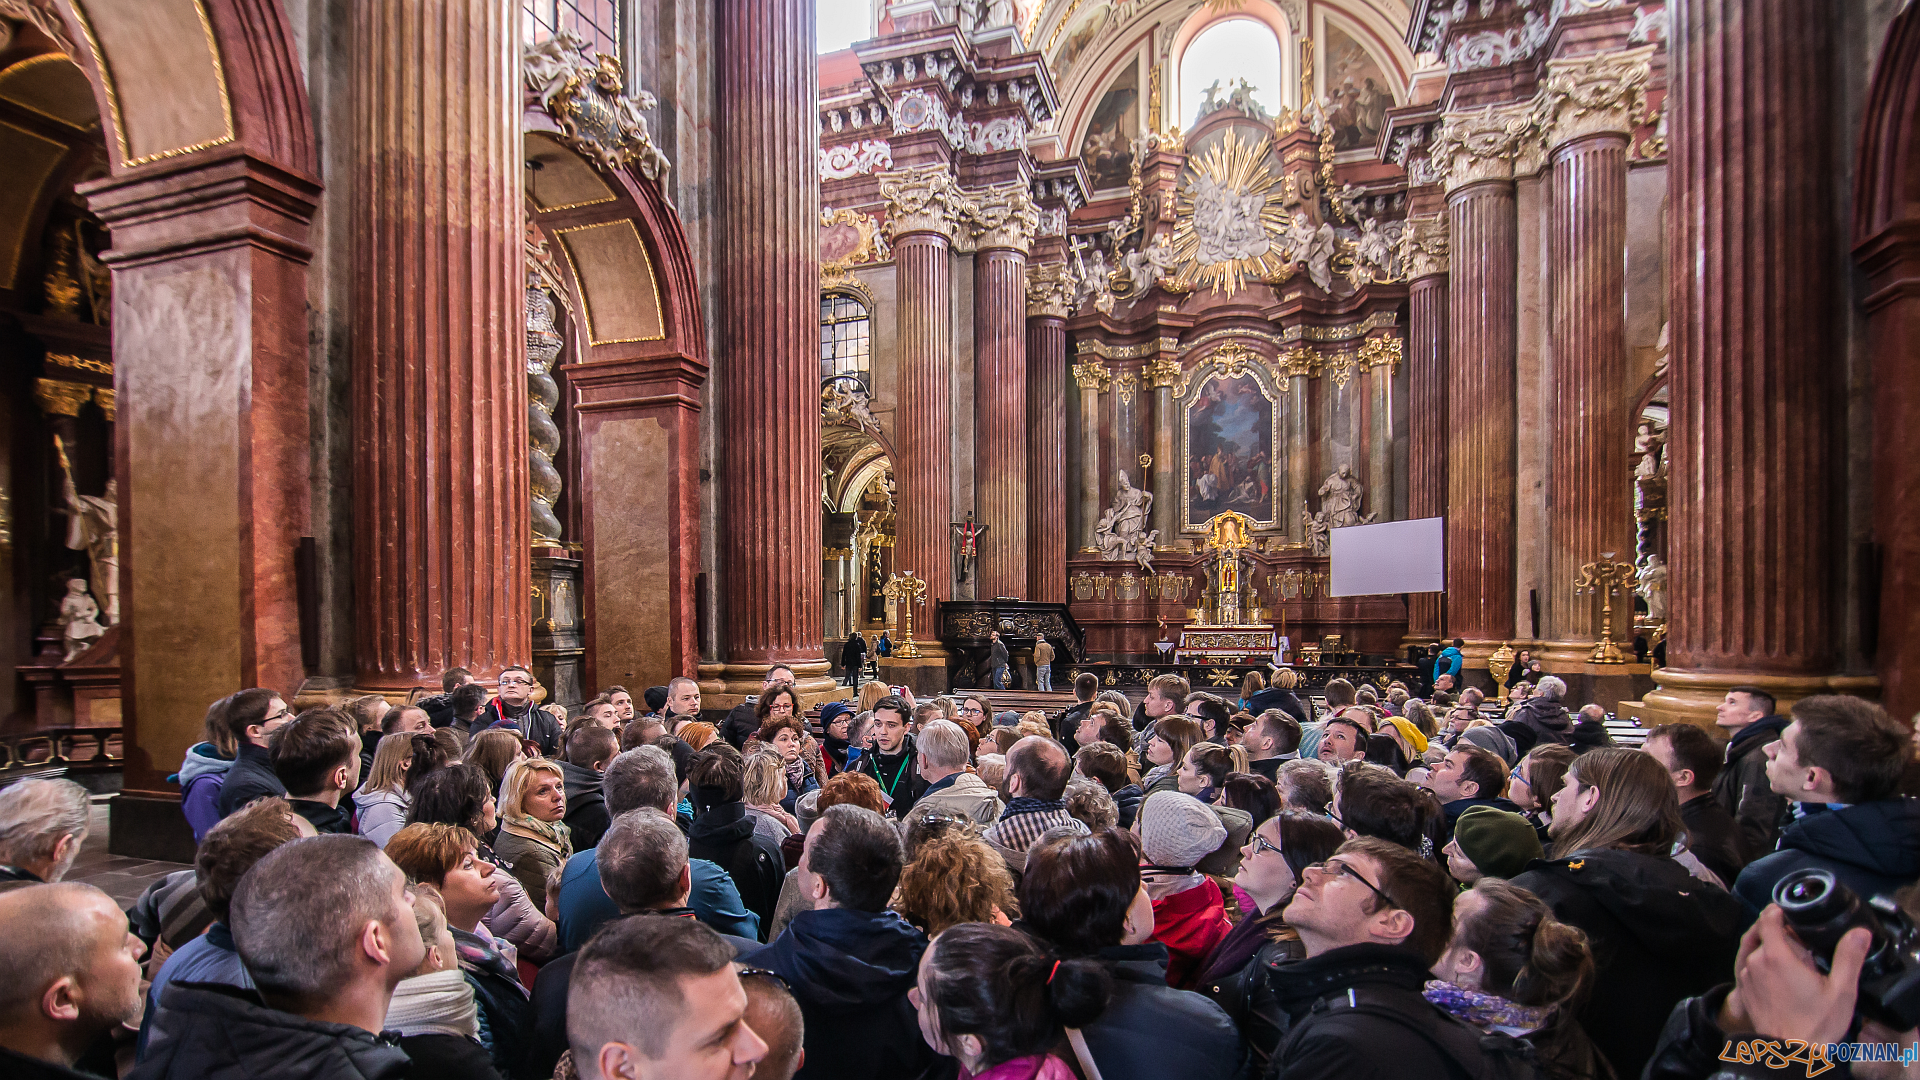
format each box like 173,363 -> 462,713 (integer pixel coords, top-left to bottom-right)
1304,221 -> 1338,293
1349,216 -> 1396,287
1634,423 -> 1665,480
1191,174 -> 1270,265
1095,470 -> 1158,572
1122,233 -> 1180,295
822,380 -> 882,439
1317,465 -> 1376,530
58,579 -> 103,661
1301,506 -> 1332,557
1637,554 -> 1668,622
61,468 -> 118,627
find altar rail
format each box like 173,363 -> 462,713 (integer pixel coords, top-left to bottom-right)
0,724 -> 123,787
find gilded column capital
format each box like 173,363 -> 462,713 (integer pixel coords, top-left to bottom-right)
879,164 -> 973,244
1541,46 -> 1655,149
1071,360 -> 1111,392
1359,335 -> 1404,374
964,181 -> 1040,254
1143,356 -> 1181,389
1398,213 -> 1449,280
1275,344 -> 1320,380
1025,262 -> 1076,318
1431,101 -> 1542,194
32,377 -> 91,417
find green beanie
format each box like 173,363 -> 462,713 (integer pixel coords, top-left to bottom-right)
1453,806 -> 1543,879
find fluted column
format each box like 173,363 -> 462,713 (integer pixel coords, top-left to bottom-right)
1540,49 -> 1653,663
1027,266 -> 1073,603
1073,361 -> 1109,551
1646,0 -> 1857,722
1145,356 -> 1180,547
1432,105 -> 1532,654
1403,216 -> 1449,642
882,166 -> 970,638
351,0 -> 528,693
971,184 -> 1038,600
704,0 -> 826,695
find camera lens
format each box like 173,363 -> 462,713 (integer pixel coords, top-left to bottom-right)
1779,873 -> 1832,909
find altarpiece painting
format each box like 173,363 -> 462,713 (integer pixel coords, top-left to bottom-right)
1181,352 -> 1281,529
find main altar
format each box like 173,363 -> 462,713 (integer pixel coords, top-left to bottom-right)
1176,512 -> 1282,663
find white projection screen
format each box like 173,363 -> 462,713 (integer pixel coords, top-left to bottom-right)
1329,517 -> 1445,597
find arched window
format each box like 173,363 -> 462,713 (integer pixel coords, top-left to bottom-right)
1179,18 -> 1284,129
820,292 -> 872,385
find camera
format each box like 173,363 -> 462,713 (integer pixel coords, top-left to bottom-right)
1772,868 -> 1920,1031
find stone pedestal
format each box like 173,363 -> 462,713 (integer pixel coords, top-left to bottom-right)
349,0 -> 530,695
1644,0 -> 1864,724
701,0 -> 834,705
531,550 -> 584,708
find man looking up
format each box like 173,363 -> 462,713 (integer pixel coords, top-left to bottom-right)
213,688 -> 293,818
1710,684 -> 1788,860
1243,710 -> 1301,783
852,695 -> 926,817
1315,714 -> 1371,766
0,884 -> 145,1079
270,708 -> 362,835
1134,674 -> 1189,732
480,665 -> 562,757
1419,744 -> 1521,837
133,835 -> 426,1079
567,917 -> 767,1080
1643,723 -> 1747,888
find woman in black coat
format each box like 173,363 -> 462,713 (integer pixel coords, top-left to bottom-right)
841,630 -> 867,688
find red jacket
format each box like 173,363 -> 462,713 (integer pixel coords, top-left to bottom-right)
1150,877 -> 1231,989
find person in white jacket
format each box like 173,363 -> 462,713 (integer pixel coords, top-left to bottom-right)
354,731 -> 414,848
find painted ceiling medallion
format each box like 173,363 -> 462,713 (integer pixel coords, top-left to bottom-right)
1169,128 -> 1290,297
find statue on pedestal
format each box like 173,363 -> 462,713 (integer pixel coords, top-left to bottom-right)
1301,466 -> 1374,556
59,579 -> 103,661
1637,554 -> 1668,623
55,437 -> 117,626
1094,471 -> 1157,573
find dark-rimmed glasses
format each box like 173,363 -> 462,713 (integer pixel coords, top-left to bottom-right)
736,966 -> 790,991
1305,859 -> 1400,911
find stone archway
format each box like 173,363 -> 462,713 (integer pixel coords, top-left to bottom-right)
1853,1 -> 1920,720
21,0 -> 320,831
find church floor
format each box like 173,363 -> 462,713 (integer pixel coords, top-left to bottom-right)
70,800 -> 190,907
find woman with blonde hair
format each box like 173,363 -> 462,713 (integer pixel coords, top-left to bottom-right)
857,680 -> 890,713
742,750 -> 801,843
492,758 -> 572,911
354,731 -> 416,848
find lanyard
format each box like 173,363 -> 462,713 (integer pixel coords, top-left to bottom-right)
876,751 -> 908,797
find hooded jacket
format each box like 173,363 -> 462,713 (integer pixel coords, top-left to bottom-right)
911,770 -> 1005,824
1259,943 -> 1531,1080
352,787 -> 408,849
1498,698 -> 1571,757
1245,685 -> 1312,727
1149,876 -> 1230,989
1113,783 -> 1145,829
1511,847 -> 1745,1080
130,981 -> 412,1080
687,801 -> 785,934
1076,942 -> 1243,1080
479,698 -> 561,758
1731,797 -> 1920,915
558,760 -> 610,850
214,740 -> 286,818
172,742 -> 233,843
741,907 -> 940,1080
1710,717 -> 1789,861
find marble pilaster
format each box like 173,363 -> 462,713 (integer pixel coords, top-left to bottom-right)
1144,355 -> 1181,549
1026,266 -> 1072,603
1072,360 -> 1109,552
1402,216 -> 1449,642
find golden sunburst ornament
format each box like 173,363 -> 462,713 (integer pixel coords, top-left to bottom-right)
1168,128 -> 1290,296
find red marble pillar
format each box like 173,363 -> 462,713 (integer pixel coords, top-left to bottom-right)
1443,176 -> 1518,649
972,191 -> 1035,599
350,0 -> 528,694
1646,0 -> 1850,722
1403,219 -> 1449,643
1026,268 -> 1072,604
1543,122 -> 1635,660
710,0 -> 826,694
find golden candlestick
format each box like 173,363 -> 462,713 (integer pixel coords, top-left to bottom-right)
1573,553 -> 1639,664
1487,642 -> 1515,706
882,570 -> 929,659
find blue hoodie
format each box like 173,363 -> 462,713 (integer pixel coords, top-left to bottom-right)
742,908 -> 938,1080
169,742 -> 234,843
1733,797 -> 1920,915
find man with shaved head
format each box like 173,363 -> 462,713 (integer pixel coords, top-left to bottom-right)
983,734 -> 1090,855
0,883 -> 145,1078
132,835 -> 424,1079
568,916 -> 766,1080
739,969 -> 804,1080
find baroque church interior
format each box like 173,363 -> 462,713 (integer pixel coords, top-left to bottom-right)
0,0 -> 1914,862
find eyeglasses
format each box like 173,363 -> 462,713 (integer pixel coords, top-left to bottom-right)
735,966 -> 790,991
262,709 -> 290,724
1305,859 -> 1400,911
499,676 -> 534,686
1509,765 -> 1527,782
1248,832 -> 1283,859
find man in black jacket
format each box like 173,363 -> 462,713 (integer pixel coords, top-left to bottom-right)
214,691 -> 294,819
1710,685 -> 1790,861
686,750 -> 785,934
1253,837 -> 1525,1080
561,725 -> 618,851
851,696 -> 927,817
985,630 -> 1010,690
133,835 -> 423,1080
0,883 -> 146,1080
1644,722 -> 1748,887
476,665 -> 563,757
840,630 -> 866,689
1053,671 -> 1100,744
271,710 -> 361,835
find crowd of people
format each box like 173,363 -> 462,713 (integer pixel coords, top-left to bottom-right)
1,660 -> 1918,1080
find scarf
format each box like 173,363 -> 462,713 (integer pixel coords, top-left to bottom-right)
1422,979 -> 1552,1036
750,803 -> 801,836
783,753 -> 811,793
386,967 -> 480,1039
504,812 -> 572,858
822,733 -> 851,772
1142,762 -> 1172,788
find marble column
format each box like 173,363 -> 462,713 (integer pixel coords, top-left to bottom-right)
1540,49 -> 1652,664
1111,367 -> 1140,511
1646,0 -> 1858,722
350,0 -> 529,694
1433,105 -> 1532,653
882,166 -> 970,636
1145,356 -> 1180,548
708,0 -> 826,696
1073,360 -> 1109,551
1361,338 -> 1398,529
1026,266 -> 1073,603
971,184 -> 1038,600
1403,216 -> 1449,642
1280,347 -> 1314,540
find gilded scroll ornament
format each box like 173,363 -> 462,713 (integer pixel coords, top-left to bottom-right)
524,31 -> 669,180
32,378 -> 90,417
1142,356 -> 1181,389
